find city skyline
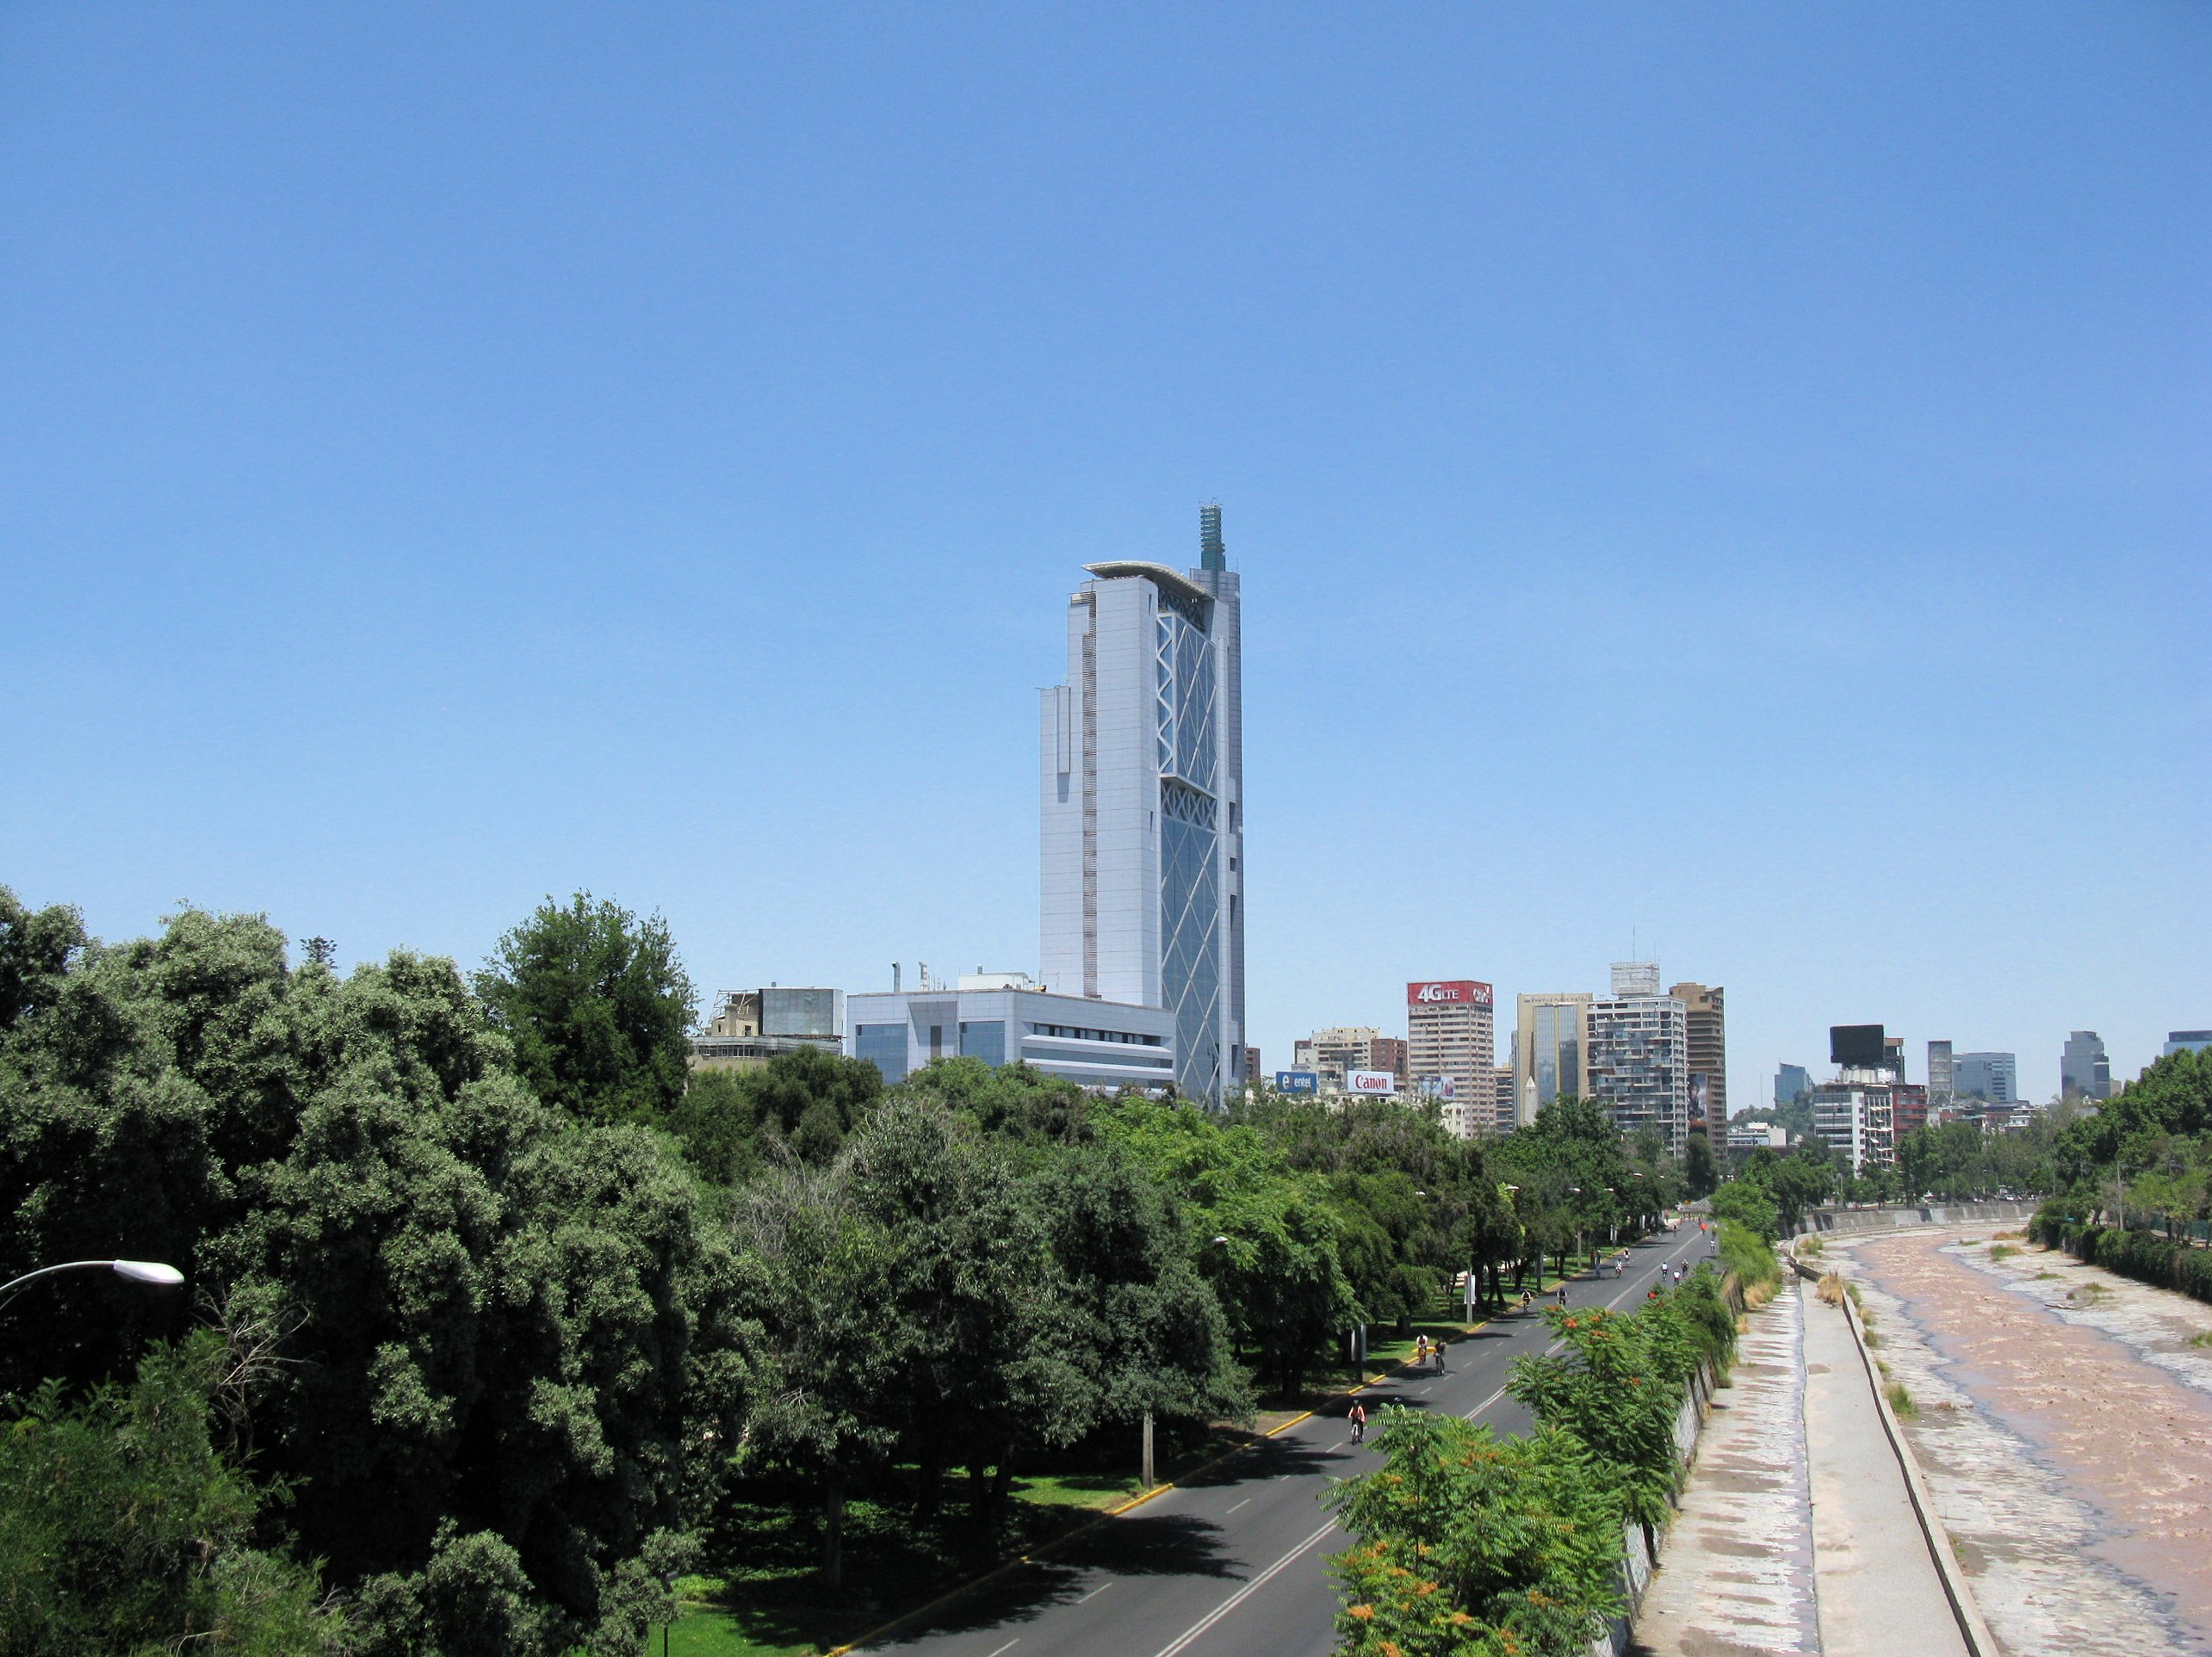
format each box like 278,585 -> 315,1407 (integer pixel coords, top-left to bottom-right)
3,5 -> 2204,1110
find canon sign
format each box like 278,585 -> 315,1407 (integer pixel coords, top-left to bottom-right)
1407,980 -> 1494,1008
1347,1069 -> 1398,1097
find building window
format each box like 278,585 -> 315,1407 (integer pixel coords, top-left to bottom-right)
958,1021 -> 1006,1067
855,1024 -> 908,1085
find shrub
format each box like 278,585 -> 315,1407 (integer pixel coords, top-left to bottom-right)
1885,1382 -> 1917,1418
1797,1235 -> 1824,1258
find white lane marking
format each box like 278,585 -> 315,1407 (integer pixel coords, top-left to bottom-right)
1463,1383 -> 1508,1419
1076,1580 -> 1113,1604
1226,1498 -> 1251,1514
1149,1519 -> 1341,1657
1329,1438 -> 1348,1451
988,1642 -> 1019,1657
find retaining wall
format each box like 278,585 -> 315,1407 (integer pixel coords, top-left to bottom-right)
1794,1199 -> 2034,1238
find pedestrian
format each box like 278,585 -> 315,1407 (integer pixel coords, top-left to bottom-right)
1349,1400 -> 1368,1444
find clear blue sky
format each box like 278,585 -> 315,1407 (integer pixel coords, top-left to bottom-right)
4,3 -> 2205,1106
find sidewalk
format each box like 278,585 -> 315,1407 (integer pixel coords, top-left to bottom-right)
1632,1281 -> 1819,1655
1800,1277 -> 1970,1657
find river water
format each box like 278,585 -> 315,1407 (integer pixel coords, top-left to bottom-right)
1832,1226 -> 2212,1656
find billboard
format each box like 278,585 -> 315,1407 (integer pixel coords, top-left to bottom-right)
1831,1024 -> 1887,1068
1418,1075 -> 1457,1101
1275,1070 -> 1321,1095
1408,980 -> 1494,1008
1348,1069 -> 1399,1097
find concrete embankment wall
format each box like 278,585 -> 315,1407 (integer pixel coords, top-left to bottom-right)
1796,1200 -> 2033,1238
1587,1310 -> 1730,1656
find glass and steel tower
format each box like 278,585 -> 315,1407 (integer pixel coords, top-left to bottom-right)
1040,506 -> 1244,1100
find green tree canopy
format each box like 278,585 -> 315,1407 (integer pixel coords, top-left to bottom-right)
474,893 -> 694,1125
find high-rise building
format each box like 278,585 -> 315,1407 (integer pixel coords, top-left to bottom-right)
1775,1063 -> 1812,1110
1927,1040 -> 1955,1099
1515,992 -> 1593,1126
1952,1051 -> 2018,1104
1491,1064 -> 1516,1135
2167,1031 -> 2212,1056
1883,1035 -> 1906,1080
1588,990 -> 1690,1153
1041,508 -> 1243,1100
1670,982 -> 1726,1132
1407,980 -> 1496,1139
2060,1031 -> 2111,1100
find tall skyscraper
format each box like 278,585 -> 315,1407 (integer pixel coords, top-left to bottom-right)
1669,982 -> 1726,1130
1926,1040 -> 1955,1099
2060,1031 -> 2111,1100
1588,988 -> 1691,1153
1040,507 -> 1244,1100
1775,1062 -> 1812,1110
1407,980 -> 1496,1139
1515,992 -> 1594,1125
1952,1051 -> 2017,1104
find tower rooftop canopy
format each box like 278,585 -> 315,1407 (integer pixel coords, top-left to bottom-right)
1082,560 -> 1215,609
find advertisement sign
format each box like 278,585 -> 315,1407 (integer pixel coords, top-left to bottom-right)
1418,1075 -> 1457,1101
1348,1069 -> 1398,1097
1275,1070 -> 1321,1095
1407,980 -> 1494,1008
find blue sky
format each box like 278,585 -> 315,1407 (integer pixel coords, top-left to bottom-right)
3,3 -> 2205,1106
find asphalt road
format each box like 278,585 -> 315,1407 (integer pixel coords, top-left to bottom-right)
862,1221 -> 1718,1657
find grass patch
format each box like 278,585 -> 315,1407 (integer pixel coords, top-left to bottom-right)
1989,1244 -> 2018,1262
1010,1471 -> 1143,1509
1798,1235 -> 1824,1258
1816,1272 -> 1848,1308
1846,1281 -> 1865,1308
665,1601 -> 811,1656
1862,1330 -> 1881,1348
2189,1330 -> 2212,1350
1886,1382 -> 1918,1419
2035,1271 -> 2057,1280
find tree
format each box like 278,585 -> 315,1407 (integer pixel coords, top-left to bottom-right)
670,1047 -> 886,1182
1324,1411 -> 1623,1657
0,1331 -> 340,1655
474,893 -> 695,1125
0,902 -> 740,1655
1682,1130 -> 1718,1200
1707,1179 -> 1780,1240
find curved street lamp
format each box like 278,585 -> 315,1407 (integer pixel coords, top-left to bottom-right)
0,1258 -> 185,1315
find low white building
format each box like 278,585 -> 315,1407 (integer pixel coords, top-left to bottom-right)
847,983 -> 1174,1091
1811,1078 -> 1896,1173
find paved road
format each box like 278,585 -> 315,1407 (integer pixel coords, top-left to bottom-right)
863,1221 -> 1718,1657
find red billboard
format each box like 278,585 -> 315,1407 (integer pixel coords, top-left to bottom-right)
1407,980 -> 1493,1008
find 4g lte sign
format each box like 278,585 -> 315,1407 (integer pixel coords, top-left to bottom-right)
1407,980 -> 1493,1008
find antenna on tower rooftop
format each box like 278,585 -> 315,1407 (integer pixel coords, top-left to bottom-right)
1199,502 -> 1226,572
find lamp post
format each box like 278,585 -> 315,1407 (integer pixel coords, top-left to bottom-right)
0,1258 -> 185,1317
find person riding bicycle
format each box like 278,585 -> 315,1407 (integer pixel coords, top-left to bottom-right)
1349,1400 -> 1368,1444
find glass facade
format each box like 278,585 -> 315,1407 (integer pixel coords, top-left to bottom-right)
958,1021 -> 1006,1067
1161,779 -> 1221,1097
854,1023 -> 907,1085
1532,1003 -> 1581,1105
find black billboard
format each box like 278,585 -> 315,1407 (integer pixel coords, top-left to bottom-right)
1831,1023 -> 1887,1068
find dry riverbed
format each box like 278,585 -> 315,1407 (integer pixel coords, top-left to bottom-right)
1827,1226 -> 2212,1656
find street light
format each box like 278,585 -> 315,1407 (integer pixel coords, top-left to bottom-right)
0,1258 -> 186,1315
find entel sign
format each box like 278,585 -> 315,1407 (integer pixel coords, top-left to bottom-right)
1408,980 -> 1493,1007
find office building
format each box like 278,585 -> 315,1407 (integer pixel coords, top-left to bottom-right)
1728,1120 -> 1789,1153
1491,1064 -> 1517,1135
1775,1063 -> 1812,1110
1515,992 -> 1594,1126
1927,1040 -> 1955,1099
1811,1080 -> 1896,1174
1952,1051 -> 2018,1104
1587,990 -> 1691,1153
849,983 -> 1173,1091
691,987 -> 845,1071
1883,1035 -> 1906,1080
1407,980 -> 1496,1140
1040,506 -> 1243,1100
1292,1027 -> 1405,1091
2165,1030 -> 2211,1056
2060,1031 -> 2112,1100
1670,982 -> 1726,1131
